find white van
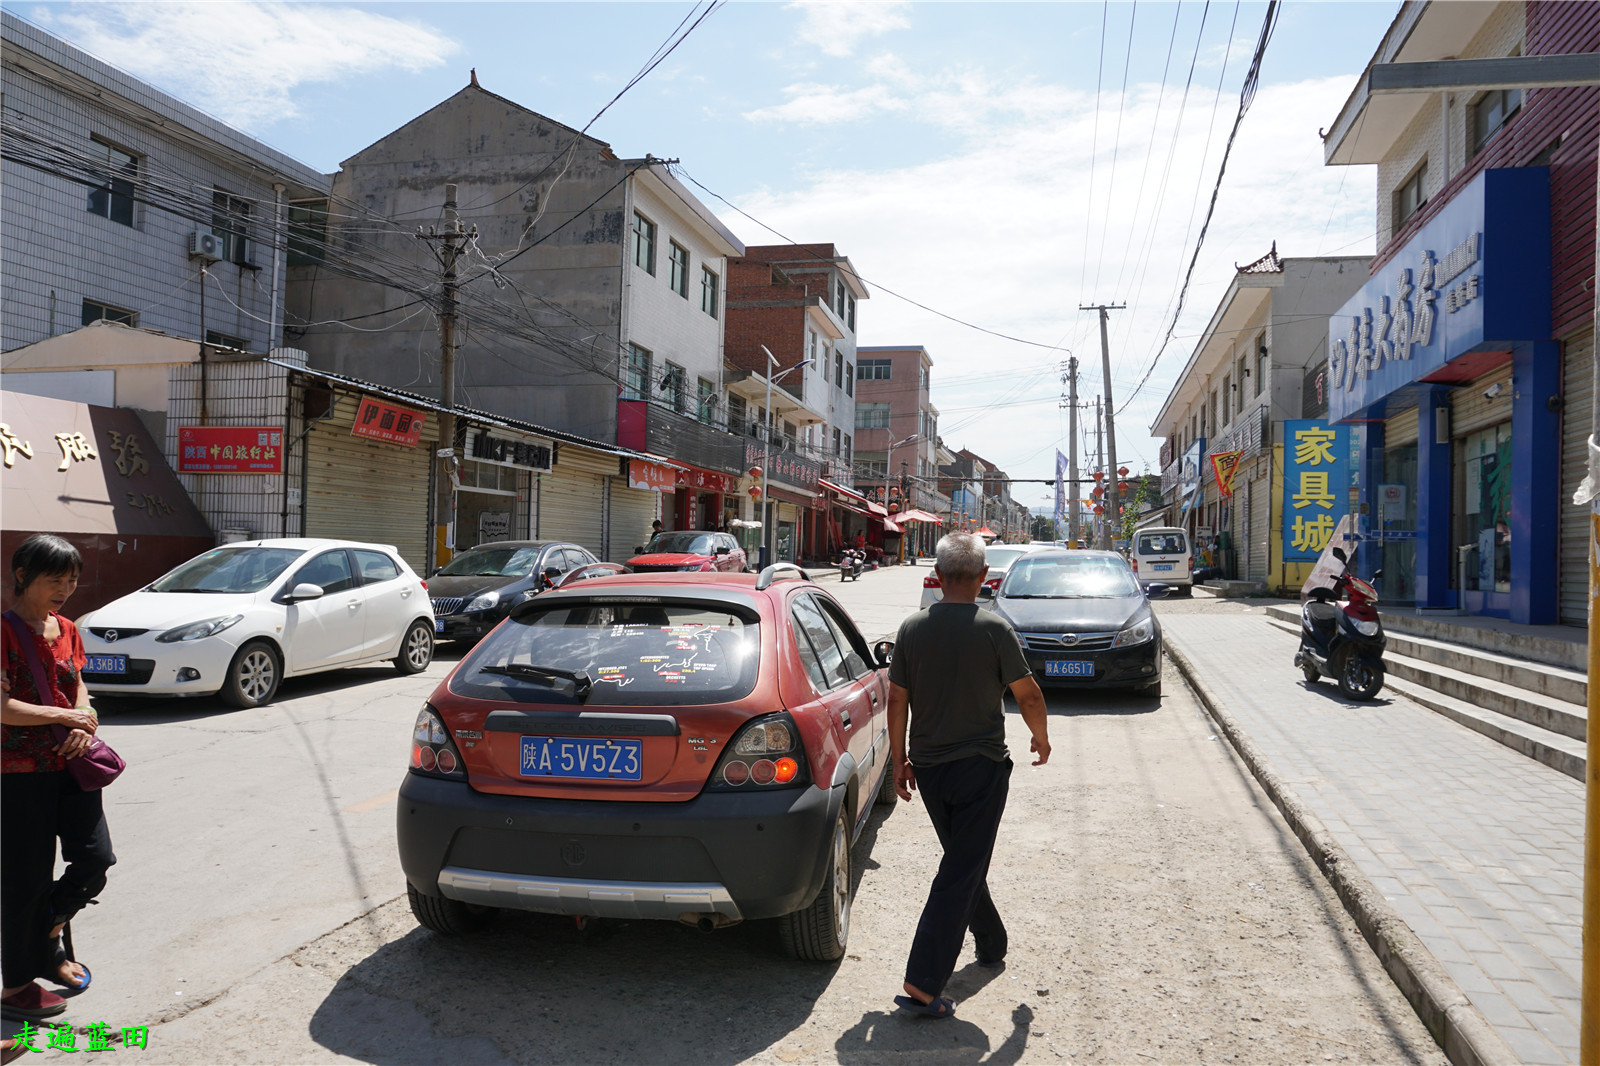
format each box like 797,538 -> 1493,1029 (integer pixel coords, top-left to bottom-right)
1131,526 -> 1192,595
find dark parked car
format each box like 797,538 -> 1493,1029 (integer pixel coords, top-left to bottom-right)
428,541 -> 598,643
398,564 -> 895,961
627,530 -> 747,573
987,549 -> 1168,697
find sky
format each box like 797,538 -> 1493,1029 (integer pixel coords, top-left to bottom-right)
8,0 -> 1398,509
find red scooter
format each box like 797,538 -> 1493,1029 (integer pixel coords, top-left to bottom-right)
1294,546 -> 1386,700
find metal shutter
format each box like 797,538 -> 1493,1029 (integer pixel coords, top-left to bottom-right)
608,479 -> 659,561
1248,473 -> 1270,580
1560,327 -> 1594,624
304,394 -> 431,572
1449,363 -> 1514,438
537,469 -> 605,559
1385,408 -> 1419,450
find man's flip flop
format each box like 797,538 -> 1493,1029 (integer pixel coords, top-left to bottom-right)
894,995 -> 955,1018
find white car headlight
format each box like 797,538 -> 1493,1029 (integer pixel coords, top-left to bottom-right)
155,614 -> 244,643
1111,615 -> 1156,648
1353,619 -> 1380,636
465,592 -> 500,613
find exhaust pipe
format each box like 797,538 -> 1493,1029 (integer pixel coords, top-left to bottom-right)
678,911 -> 742,932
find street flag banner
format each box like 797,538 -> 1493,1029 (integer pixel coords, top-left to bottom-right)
1054,450 -> 1068,521
1281,419 -> 1351,562
1210,450 -> 1244,497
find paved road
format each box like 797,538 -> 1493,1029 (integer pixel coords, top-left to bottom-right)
9,564 -> 1441,1064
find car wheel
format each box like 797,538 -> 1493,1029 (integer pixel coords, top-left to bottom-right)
222,640 -> 281,709
780,811 -> 851,961
394,620 -> 435,675
1133,678 -> 1162,699
407,883 -> 493,936
874,756 -> 898,806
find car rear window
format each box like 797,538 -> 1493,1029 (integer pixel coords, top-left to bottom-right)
1137,532 -> 1188,555
452,599 -> 761,706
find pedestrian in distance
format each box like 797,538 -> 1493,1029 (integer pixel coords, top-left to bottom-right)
1,535 -> 114,1023
886,531 -> 1050,1019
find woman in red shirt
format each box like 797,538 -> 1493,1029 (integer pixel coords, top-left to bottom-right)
1,535 -> 114,1022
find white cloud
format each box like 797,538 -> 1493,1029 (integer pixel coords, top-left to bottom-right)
743,81 -> 910,125
31,1 -> 459,131
724,74 -> 1375,480
786,0 -> 910,58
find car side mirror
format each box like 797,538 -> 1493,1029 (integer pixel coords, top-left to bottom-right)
289,582 -> 325,602
541,567 -> 561,587
977,586 -> 995,602
873,640 -> 895,668
634,545 -> 645,555
714,546 -> 731,556
1145,583 -> 1171,599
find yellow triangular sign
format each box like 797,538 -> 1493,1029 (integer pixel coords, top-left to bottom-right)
1210,450 -> 1244,497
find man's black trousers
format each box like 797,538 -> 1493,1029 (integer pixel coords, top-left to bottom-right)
904,754 -> 1012,998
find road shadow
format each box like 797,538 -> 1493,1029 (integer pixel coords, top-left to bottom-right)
835,1001 -> 1033,1064
308,814 -> 898,1065
1011,690 -> 1160,718
92,662 -> 426,723
1294,679 -> 1397,709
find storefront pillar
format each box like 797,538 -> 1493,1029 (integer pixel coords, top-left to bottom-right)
1416,388 -> 1454,609
1510,340 -> 1560,624
1357,420 -> 1385,581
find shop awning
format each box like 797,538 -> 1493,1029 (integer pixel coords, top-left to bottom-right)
833,500 -> 872,519
896,509 -> 944,524
819,477 -> 889,516
883,516 -> 903,534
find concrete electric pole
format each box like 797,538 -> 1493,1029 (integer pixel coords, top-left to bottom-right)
1081,303 -> 1125,549
1066,356 -> 1081,546
418,183 -> 473,566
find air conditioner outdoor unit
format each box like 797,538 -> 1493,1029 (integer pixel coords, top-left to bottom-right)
189,229 -> 223,261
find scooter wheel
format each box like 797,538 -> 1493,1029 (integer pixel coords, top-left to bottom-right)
1301,659 -> 1320,684
1337,649 -> 1384,700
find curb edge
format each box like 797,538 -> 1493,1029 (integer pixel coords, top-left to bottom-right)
1164,640 -> 1519,1066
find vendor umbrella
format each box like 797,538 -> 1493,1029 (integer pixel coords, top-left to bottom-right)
975,526 -> 997,538
895,509 -> 943,524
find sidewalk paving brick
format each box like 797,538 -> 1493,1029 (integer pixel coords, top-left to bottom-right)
1161,613 -> 1585,1065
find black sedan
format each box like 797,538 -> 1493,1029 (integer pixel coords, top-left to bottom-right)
986,549 -> 1168,697
428,541 -> 599,643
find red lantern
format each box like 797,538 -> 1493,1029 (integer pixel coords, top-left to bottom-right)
748,485 -> 762,499
1093,504 -> 1105,515
1092,485 -> 1104,498
1118,466 -> 1129,476
1092,470 -> 1105,482
1119,481 -> 1131,492
747,466 -> 763,480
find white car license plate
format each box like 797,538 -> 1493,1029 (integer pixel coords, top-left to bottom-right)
85,654 -> 127,674
1153,563 -> 1174,571
434,618 -> 446,633
1044,660 -> 1094,678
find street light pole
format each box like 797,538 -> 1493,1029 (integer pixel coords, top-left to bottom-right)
758,346 -> 814,568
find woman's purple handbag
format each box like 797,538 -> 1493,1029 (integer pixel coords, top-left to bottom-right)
3,611 -> 125,790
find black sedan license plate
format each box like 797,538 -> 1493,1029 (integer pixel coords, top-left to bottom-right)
85,654 -> 127,674
1044,659 -> 1094,678
519,736 -> 642,780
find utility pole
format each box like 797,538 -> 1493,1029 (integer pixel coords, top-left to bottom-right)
1094,396 -> 1104,545
1067,356 -> 1080,546
1081,303 -> 1125,548
419,183 -> 473,566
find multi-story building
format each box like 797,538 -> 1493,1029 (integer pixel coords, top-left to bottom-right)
1148,247 -> 1370,587
855,344 -> 944,554
1321,0 -> 1597,624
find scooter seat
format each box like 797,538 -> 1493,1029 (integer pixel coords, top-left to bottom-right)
1305,600 -> 1341,624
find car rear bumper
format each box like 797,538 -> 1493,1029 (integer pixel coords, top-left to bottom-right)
397,772 -> 839,921
1023,637 -> 1163,689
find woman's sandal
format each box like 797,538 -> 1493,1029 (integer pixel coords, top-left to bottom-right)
45,922 -> 91,995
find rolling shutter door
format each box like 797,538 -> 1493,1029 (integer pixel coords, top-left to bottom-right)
537,469 -> 605,559
608,479 -> 658,561
304,393 -> 431,572
1449,363 -> 1514,438
1560,327 -> 1593,625
1248,473 -> 1270,580
1386,408 -> 1419,451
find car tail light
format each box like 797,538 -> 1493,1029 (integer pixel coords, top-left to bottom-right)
706,713 -> 810,791
1131,559 -> 1138,571
410,704 -> 466,780
421,580 -> 428,591
985,577 -> 1002,590
922,576 -> 941,589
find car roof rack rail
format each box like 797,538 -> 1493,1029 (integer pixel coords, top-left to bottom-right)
756,563 -> 813,591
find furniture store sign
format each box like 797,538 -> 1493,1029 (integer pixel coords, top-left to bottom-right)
1326,168 -> 1550,424
1281,419 -> 1350,562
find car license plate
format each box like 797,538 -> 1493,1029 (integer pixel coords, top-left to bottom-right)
1044,659 -> 1094,678
85,654 -> 127,674
1153,563 -> 1174,571
434,618 -> 446,633
519,736 -> 643,780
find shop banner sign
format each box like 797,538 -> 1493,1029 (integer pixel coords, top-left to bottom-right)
178,426 -> 284,473
1326,167 -> 1550,423
1210,450 -> 1243,497
352,396 -> 426,446
742,442 -> 820,489
1180,438 -> 1206,499
628,459 -> 677,492
1281,419 -> 1350,561
678,465 -> 736,493
471,430 -> 552,471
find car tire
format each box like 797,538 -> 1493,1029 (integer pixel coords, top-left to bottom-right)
780,811 -> 851,962
221,640 -> 281,709
1133,678 -> 1162,699
874,756 -> 898,806
407,883 -> 493,936
394,620 -> 435,675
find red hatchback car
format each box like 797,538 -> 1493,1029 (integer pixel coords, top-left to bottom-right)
625,530 -> 748,573
397,564 -> 895,960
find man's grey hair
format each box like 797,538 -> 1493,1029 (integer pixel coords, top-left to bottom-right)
935,532 -> 987,582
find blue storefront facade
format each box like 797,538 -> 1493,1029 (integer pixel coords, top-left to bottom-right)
1326,168 -> 1558,624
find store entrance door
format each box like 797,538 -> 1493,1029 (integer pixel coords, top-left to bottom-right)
1379,443 -> 1418,603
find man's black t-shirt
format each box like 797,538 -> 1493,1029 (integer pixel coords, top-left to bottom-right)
889,602 -> 1031,765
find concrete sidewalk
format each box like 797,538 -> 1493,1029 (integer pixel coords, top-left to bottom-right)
1161,613 -> 1584,1066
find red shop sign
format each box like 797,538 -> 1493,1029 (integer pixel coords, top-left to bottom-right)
351,396 -> 427,446
177,426 -> 284,474
628,459 -> 677,493
676,465 -> 736,494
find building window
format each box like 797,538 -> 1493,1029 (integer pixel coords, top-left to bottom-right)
668,241 -> 689,298
833,427 -> 842,456
81,299 -> 136,327
1222,375 -> 1232,423
844,432 -> 852,462
835,280 -> 846,317
858,359 -> 891,380
727,394 -> 748,435
700,266 -> 718,317
783,422 -> 797,451
919,365 -> 929,391
697,377 -> 716,422
835,352 -> 844,388
212,189 -> 252,264
1255,336 -> 1267,397
856,402 -> 890,429
846,295 -> 856,332
662,361 -> 686,412
846,363 -> 854,396
287,199 -> 327,265
205,329 -> 247,351
86,139 -> 136,227
1394,161 -> 1427,230
632,212 -> 656,274
1472,87 -> 1522,156
623,343 -> 651,400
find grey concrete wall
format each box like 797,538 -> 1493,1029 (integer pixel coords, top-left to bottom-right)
1269,257 -> 1372,422
285,86 -> 626,444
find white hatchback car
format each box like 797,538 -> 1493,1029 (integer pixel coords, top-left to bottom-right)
77,538 -> 435,708
919,544 -> 1048,609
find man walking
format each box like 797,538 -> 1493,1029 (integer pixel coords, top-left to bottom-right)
887,531 -> 1050,1018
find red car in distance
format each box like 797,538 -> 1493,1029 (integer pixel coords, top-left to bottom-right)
397,564 -> 896,960
626,530 -> 747,573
